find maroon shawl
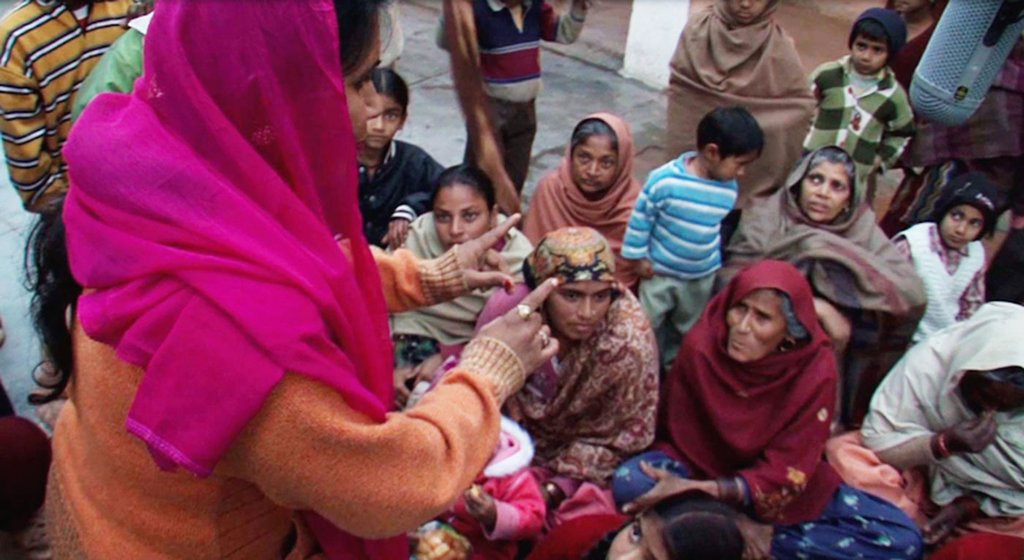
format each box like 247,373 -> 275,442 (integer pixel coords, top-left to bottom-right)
655,260 -> 841,524
886,0 -> 948,90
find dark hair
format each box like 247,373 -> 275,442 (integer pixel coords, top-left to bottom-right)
24,200 -> 81,405
371,67 -> 409,113
696,106 -> 764,158
582,492 -> 744,560
772,290 -> 810,342
979,365 -> 1024,389
656,492 -> 745,559
850,18 -> 890,54
431,164 -> 496,209
582,528 -> 620,560
570,118 -> 618,154
333,0 -> 390,75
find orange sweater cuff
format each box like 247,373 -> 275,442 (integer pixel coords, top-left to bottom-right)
417,249 -> 468,306
457,336 -> 525,403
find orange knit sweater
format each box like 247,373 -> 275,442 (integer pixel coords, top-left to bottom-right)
46,249 -> 520,558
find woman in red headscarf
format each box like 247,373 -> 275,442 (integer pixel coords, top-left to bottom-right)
615,261 -> 923,559
32,1 -> 561,558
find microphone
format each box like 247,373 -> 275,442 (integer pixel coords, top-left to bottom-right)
910,0 -> 1024,126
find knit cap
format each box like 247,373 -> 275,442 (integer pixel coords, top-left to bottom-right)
849,8 -> 907,57
933,171 -> 1006,238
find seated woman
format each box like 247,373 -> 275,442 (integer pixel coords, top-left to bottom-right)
523,114 -> 643,290
391,164 -> 533,403
615,260 -> 923,560
720,146 -> 925,426
665,0 -> 814,208
357,67 -> 444,249
477,227 -> 659,526
827,302 -> 1024,549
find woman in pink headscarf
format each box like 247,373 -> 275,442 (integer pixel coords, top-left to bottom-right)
523,113 -> 644,290
33,1 -> 561,558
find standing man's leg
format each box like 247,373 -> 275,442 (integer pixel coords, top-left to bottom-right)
497,99 -> 537,195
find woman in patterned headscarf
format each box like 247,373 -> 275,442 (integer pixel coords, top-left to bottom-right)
476,227 -> 660,527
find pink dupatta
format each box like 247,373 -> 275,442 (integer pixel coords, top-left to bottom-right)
63,1 -> 401,557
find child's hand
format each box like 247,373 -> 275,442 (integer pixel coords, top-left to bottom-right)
411,354 -> 445,388
463,484 -> 498,532
382,218 -> 411,250
637,259 -> 655,279
393,366 -> 416,409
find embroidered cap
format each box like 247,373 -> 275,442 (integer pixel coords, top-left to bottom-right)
525,227 -> 616,287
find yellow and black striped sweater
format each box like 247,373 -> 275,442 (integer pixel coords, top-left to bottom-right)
0,0 -> 131,212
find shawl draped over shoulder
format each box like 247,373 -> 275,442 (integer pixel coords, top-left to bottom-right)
523,113 -> 643,289
477,285 -> 659,485
721,149 -> 926,321
666,0 -> 815,208
656,260 -> 842,524
862,302 -> 1024,518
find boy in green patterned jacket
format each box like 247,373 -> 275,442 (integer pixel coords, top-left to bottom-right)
804,8 -> 915,202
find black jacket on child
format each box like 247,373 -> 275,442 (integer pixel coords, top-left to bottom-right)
358,140 -> 444,247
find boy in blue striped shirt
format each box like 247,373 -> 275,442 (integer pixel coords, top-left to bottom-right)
623,107 -> 763,370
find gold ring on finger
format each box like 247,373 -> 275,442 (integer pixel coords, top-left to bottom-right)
516,304 -> 532,321
539,331 -> 550,348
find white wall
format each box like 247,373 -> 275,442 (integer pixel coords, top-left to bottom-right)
621,0 -> 690,89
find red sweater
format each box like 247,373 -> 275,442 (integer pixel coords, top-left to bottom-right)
447,469 -> 546,560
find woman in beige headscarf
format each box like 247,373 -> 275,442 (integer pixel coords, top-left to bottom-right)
666,0 -> 814,208
720,147 -> 925,427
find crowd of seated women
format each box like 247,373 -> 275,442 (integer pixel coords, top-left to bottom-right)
342,3 -> 1023,558
1,1 -> 1020,559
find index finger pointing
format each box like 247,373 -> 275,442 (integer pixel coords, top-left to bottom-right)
477,214 -> 521,249
518,278 -> 560,312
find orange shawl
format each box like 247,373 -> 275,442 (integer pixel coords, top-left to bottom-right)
523,113 -> 642,288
